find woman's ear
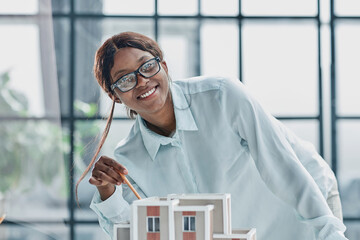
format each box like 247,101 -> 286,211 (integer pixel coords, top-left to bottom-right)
107,92 -> 122,103
161,60 -> 168,75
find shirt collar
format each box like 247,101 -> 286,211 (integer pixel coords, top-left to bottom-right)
138,82 -> 198,161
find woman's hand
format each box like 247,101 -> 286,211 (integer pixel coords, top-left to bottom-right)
89,155 -> 128,200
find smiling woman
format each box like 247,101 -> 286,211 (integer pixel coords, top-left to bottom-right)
76,32 -> 176,203
76,32 -> 348,240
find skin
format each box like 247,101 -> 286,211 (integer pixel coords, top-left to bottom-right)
89,47 -> 176,201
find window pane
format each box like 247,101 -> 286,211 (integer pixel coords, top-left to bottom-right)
75,19 -> 153,118
0,0 -> 38,14
242,0 -> 317,16
0,21 -> 45,117
0,15 -> 60,119
338,120 -> 360,219
335,0 -> 360,16
201,20 -> 239,78
75,0 -> 154,15
159,19 -> 198,79
190,216 -> 196,231
242,21 -> 318,116
158,0 -> 197,15
74,120 -> 134,215
280,120 -> 320,153
338,120 -> 360,179
201,0 -> 238,16
335,21 -> 360,115
148,217 -> 154,232
184,216 -> 189,231
155,217 -> 160,232
52,0 -> 70,13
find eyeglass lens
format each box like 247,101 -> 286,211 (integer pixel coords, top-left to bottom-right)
139,59 -> 159,77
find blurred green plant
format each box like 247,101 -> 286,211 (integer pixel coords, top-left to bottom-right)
74,100 -> 97,118
0,71 -> 66,198
0,71 -> 28,194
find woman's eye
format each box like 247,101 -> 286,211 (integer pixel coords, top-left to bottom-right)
121,77 -> 129,83
142,62 -> 154,72
121,75 -> 133,83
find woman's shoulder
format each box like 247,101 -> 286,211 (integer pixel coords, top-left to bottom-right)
173,75 -> 231,95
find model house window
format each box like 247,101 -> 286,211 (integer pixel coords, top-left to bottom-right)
183,216 -> 196,232
147,217 -> 160,232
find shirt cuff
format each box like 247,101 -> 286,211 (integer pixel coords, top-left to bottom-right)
90,185 -> 130,220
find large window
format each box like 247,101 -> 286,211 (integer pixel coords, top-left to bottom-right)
0,0 -> 359,239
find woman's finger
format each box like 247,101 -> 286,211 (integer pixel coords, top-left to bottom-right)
94,163 -> 125,184
99,156 -> 128,175
89,176 -> 104,186
92,169 -> 122,186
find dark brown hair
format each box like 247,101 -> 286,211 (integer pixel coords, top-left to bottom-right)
75,32 -> 164,204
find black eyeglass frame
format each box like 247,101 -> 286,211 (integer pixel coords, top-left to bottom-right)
110,57 -> 161,93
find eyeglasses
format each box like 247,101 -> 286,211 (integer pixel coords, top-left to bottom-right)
111,57 -> 161,93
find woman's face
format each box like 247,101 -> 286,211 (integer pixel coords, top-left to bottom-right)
110,47 -> 170,118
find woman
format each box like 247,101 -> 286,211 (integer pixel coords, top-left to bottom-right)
76,32 -> 347,240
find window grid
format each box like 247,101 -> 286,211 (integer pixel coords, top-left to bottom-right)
1,0 -> 359,239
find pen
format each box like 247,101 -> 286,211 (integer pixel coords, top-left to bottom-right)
117,170 -> 142,200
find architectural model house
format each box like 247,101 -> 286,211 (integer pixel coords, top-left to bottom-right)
114,193 -> 256,240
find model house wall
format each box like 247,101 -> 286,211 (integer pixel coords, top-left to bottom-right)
114,193 -> 256,240
168,193 -> 231,235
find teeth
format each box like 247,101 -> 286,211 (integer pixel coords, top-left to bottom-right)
140,87 -> 156,99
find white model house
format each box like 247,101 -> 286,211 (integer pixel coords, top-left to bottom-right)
114,193 -> 256,240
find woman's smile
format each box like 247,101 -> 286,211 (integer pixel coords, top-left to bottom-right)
137,85 -> 158,100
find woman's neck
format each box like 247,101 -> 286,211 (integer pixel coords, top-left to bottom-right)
146,120 -> 175,137
141,94 -> 176,137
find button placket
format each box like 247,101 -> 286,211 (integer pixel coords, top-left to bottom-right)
173,132 -> 199,193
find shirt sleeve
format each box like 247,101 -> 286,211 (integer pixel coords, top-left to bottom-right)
277,121 -> 337,200
90,176 -> 146,239
219,77 -> 347,240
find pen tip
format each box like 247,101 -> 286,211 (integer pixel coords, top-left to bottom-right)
0,214 -> 6,224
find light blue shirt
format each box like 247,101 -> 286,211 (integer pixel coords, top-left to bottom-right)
90,76 -> 347,240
